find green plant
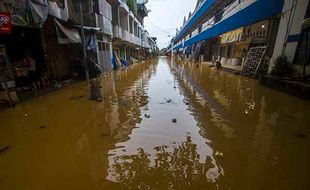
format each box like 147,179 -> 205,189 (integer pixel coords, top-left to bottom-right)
127,0 -> 136,13
271,56 -> 294,77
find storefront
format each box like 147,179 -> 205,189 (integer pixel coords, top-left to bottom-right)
0,1 -> 48,91
211,19 -> 278,70
211,27 -> 244,67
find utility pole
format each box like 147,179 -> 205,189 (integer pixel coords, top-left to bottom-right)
140,30 -> 144,61
79,1 -> 90,81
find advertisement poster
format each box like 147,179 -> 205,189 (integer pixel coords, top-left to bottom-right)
220,27 -> 243,44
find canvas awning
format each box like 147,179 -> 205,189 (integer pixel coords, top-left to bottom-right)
74,25 -> 101,33
54,19 -> 81,44
0,0 -> 48,27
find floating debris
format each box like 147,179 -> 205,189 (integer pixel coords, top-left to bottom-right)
296,133 -> 308,139
38,126 -> 47,129
172,118 -> 177,123
24,114 -> 28,117
0,146 -> 10,154
90,80 -> 104,102
159,99 -> 174,104
144,113 -> 151,118
215,151 -> 224,157
272,156 -> 279,165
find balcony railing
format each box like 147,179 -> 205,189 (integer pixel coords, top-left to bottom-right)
97,14 -> 113,36
122,30 -> 130,42
173,0 -> 283,49
119,0 -> 129,12
201,0 -> 256,33
113,24 -> 122,39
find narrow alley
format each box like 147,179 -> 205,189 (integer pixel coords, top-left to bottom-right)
0,57 -> 309,190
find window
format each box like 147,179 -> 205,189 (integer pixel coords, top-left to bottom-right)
98,42 -> 110,52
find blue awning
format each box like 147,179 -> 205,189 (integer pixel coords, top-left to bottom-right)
175,0 -> 284,50
174,0 -> 216,42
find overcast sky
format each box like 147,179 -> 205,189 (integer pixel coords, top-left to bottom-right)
144,0 -> 197,49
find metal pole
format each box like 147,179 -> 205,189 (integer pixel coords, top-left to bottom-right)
79,1 -> 90,81
304,30 -> 308,80
140,31 -> 143,61
4,81 -> 13,106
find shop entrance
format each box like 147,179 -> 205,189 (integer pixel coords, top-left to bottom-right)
0,26 -> 46,89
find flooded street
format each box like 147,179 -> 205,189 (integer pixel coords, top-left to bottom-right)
1,57 -> 310,190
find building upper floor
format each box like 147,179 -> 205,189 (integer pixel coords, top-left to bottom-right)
107,0 -> 152,48
171,0 -> 285,49
0,0 -> 155,49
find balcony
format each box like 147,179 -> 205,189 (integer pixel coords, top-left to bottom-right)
113,24 -> 122,39
122,29 -> 130,42
175,0 -> 216,41
119,0 -> 129,13
96,14 -> 113,36
142,41 -> 151,49
134,36 -> 141,46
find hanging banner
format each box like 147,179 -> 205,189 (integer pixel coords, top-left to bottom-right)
220,27 -> 243,44
0,12 -> 11,33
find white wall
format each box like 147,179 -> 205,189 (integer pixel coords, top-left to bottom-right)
269,0 -> 309,72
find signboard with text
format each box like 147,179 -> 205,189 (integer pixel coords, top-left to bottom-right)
0,13 -> 12,34
220,27 -> 243,44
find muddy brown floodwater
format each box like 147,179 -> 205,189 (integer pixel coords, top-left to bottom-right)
0,57 -> 310,190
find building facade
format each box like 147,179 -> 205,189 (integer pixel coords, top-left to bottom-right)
170,0 -> 310,77
0,0 -> 156,81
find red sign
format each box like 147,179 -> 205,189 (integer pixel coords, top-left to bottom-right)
0,13 -> 12,34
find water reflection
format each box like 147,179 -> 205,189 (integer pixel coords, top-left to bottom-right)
107,137 -> 223,189
1,57 -> 310,190
91,62 -> 158,142
105,58 -> 224,189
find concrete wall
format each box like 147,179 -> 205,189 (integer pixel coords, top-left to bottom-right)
67,0 -> 95,26
269,0 -> 309,72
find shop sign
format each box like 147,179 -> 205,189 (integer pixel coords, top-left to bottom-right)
251,36 -> 266,44
220,28 -> 243,44
0,13 -> 12,34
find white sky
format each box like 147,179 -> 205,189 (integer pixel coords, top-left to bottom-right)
144,0 -> 197,49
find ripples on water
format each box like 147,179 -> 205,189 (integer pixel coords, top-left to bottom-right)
0,57 -> 309,190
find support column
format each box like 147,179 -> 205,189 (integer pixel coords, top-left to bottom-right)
269,0 -> 308,72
